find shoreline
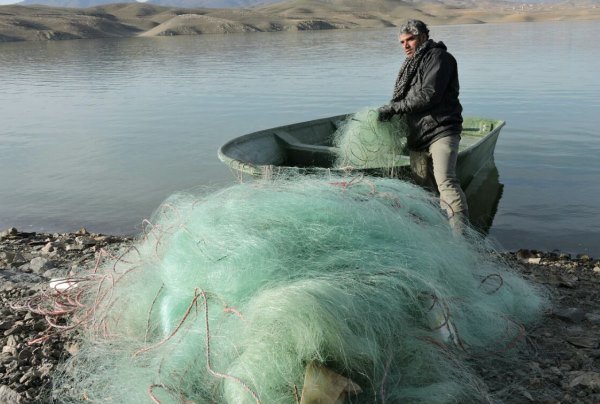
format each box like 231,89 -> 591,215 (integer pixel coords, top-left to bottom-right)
1,227 -> 599,402
1,2 -> 600,43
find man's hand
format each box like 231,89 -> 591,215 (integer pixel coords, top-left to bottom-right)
377,104 -> 395,122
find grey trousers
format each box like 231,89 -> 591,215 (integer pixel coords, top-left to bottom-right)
410,135 -> 468,217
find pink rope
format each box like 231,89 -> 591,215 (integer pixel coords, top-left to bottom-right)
200,290 -> 261,404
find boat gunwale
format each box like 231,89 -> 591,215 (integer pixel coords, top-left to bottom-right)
217,114 -> 505,177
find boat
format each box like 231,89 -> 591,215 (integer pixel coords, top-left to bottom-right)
217,113 -> 505,190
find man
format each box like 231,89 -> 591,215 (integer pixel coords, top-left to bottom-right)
378,19 -> 468,233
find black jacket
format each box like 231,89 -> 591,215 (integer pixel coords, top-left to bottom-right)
392,42 -> 463,151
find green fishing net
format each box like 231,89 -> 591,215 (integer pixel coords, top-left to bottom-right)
54,175 -> 547,403
333,108 -> 409,172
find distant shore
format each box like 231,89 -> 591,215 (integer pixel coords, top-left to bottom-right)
1,1 -> 599,42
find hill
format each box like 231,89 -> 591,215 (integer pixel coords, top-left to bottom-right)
15,0 -> 284,8
0,0 -> 598,42
11,0 -> 592,8
11,0 -> 580,8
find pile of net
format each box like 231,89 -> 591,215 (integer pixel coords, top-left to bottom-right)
333,108 -> 408,172
53,175 -> 548,403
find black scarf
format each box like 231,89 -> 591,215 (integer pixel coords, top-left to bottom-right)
391,39 -> 435,102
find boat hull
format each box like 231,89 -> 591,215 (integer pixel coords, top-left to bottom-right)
218,114 -> 505,189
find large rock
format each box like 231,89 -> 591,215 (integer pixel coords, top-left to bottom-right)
0,385 -> 22,403
28,257 -> 56,275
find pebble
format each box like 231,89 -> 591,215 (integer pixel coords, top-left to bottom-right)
585,312 -> 600,325
568,371 -> 600,390
552,307 -> 587,323
0,385 -> 23,403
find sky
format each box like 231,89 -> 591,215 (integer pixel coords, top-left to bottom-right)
0,0 -> 147,4
0,0 -> 557,6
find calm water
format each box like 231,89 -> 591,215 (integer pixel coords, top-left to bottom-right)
1,21 -> 599,255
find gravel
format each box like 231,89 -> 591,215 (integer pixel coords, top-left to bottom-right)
1,228 -> 599,403
0,227 -> 131,403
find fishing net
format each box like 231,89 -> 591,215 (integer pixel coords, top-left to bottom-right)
333,108 -> 409,173
52,175 -> 547,403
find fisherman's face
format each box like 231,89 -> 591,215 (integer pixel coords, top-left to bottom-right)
399,33 -> 426,58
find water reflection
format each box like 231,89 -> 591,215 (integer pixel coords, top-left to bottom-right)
465,159 -> 503,236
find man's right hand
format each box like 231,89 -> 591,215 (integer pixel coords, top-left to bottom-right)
377,105 -> 395,122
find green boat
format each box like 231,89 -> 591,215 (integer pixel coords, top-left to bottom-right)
218,113 -> 504,189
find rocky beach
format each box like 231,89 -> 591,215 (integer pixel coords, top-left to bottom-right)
0,227 -> 599,403
0,228 -> 133,403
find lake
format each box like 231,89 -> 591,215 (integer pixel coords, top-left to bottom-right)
0,20 -> 598,255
